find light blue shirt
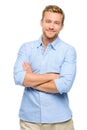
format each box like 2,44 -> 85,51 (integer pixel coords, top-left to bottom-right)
14,37 -> 76,123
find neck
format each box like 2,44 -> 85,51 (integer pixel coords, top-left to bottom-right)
42,35 -> 57,47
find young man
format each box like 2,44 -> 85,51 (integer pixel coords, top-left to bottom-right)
14,5 -> 76,130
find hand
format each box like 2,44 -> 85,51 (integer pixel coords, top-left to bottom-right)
23,62 -> 32,73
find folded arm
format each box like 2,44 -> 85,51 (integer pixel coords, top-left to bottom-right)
32,80 -> 58,93
22,62 -> 60,93
14,43 -> 76,94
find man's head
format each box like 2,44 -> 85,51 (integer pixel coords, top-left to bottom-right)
41,5 -> 65,43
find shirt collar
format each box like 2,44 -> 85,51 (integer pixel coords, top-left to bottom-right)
36,37 -> 43,48
51,37 -> 60,50
37,36 -> 61,50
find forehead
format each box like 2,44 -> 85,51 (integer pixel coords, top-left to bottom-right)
43,11 -> 63,21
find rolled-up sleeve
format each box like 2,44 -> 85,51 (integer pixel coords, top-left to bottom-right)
13,44 -> 27,85
54,47 -> 77,94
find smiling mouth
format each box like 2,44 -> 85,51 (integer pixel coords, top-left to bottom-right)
48,28 -> 56,31
47,30 -> 55,34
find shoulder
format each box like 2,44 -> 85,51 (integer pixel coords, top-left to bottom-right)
59,39 -> 76,54
19,39 -> 39,51
56,38 -> 77,60
61,40 -> 77,60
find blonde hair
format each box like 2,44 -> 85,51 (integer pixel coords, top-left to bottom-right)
42,5 -> 65,24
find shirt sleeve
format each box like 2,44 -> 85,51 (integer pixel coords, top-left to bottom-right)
54,47 -> 77,94
13,44 -> 28,86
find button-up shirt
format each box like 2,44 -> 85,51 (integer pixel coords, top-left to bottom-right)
14,36 -> 76,123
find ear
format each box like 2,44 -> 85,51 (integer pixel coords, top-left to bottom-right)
40,19 -> 43,27
60,23 -> 64,30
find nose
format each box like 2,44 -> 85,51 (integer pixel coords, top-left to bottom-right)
49,23 -> 54,29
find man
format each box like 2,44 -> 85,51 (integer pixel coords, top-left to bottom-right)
14,5 -> 76,130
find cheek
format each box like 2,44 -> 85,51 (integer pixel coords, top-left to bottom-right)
42,24 -> 49,30
56,25 -> 63,31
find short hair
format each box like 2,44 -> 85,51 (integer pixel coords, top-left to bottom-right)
42,5 -> 65,24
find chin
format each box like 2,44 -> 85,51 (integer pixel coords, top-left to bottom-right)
47,35 -> 57,39
43,32 -> 58,40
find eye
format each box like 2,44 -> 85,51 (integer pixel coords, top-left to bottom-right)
54,21 -> 61,25
45,20 -> 51,23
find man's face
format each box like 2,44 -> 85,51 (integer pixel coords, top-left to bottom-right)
41,11 -> 64,40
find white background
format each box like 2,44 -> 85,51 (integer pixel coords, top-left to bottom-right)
0,0 -> 87,130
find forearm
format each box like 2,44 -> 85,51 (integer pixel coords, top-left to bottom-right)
22,72 -> 58,87
31,80 -> 58,93
22,61 -> 59,92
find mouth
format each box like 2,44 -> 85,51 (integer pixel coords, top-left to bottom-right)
47,30 -> 55,34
